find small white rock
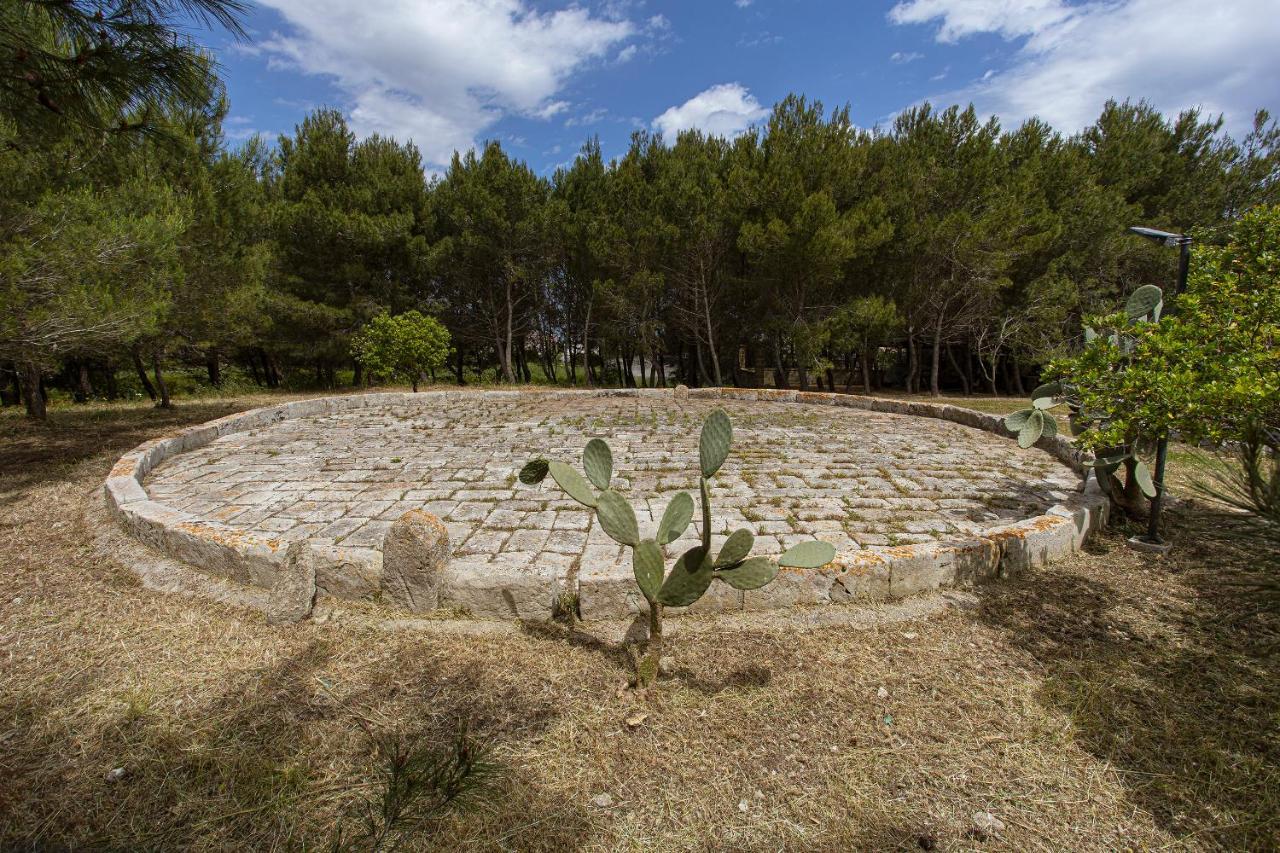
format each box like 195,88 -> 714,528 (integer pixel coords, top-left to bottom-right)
592,793 -> 613,808
877,686 -> 889,700
972,811 -> 1005,833
106,767 -> 126,782
738,799 -> 749,813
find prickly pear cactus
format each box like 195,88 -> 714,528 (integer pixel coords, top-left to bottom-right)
518,407 -> 837,684
1004,283 -> 1163,500
519,408 -> 837,607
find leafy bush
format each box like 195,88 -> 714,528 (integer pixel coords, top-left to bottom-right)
351,311 -> 451,392
1009,205 -> 1280,518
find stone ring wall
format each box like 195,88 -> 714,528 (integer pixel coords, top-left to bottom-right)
104,388 -> 1107,622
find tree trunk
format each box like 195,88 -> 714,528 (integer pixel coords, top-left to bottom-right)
906,331 -> 918,394
694,340 -> 709,387
152,349 -> 171,409
1003,356 -> 1018,397
20,361 -> 46,420
130,346 -> 158,399
862,348 -> 873,395
205,349 -> 221,387
6,364 -> 21,407
75,360 -> 94,403
519,338 -> 532,382
260,349 -> 281,388
1012,358 -> 1026,395
103,359 -> 119,400
582,302 -> 594,388
772,338 -> 789,389
453,345 -> 466,385
544,347 -> 558,383
132,344 -> 157,400
929,316 -> 944,397
701,280 -> 722,386
352,360 -> 362,388
945,345 -> 969,395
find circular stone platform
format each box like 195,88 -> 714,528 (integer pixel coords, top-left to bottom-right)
104,389 -> 1107,622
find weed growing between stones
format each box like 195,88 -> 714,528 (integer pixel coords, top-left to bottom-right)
519,409 -> 837,687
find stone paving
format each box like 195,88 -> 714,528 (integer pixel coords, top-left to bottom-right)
144,394 -> 1081,576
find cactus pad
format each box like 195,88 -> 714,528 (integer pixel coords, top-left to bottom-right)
632,538 -> 664,600
699,409 -> 732,478
717,555 -> 778,590
583,438 -> 613,490
596,489 -> 639,546
548,460 -> 596,507
778,540 -> 836,569
715,528 -> 754,568
1017,410 -> 1045,448
518,457 -> 549,485
1125,284 -> 1163,321
657,492 -> 694,545
657,545 -> 713,607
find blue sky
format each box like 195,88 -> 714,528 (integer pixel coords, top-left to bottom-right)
198,0 -> 1280,175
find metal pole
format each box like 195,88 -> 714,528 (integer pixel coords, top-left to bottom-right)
1142,240 -> 1191,544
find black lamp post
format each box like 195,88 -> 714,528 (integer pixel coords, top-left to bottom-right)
1126,225 -> 1191,547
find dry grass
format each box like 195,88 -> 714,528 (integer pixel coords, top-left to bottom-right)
1,391 -> 1277,850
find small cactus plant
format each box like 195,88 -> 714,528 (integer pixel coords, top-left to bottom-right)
1004,284 -> 1164,507
519,408 -> 836,685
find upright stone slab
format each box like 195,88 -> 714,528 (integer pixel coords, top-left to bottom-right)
381,510 -> 451,612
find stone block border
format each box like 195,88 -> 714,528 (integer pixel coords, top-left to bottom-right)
104,388 -> 1107,622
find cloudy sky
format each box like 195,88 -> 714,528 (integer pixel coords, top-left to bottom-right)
205,0 -> 1280,174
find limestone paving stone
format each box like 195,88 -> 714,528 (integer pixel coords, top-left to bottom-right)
117,389 -> 1101,621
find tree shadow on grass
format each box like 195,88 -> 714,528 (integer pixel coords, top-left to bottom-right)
0,400 -> 254,502
0,636 -> 583,850
976,507 -> 1280,847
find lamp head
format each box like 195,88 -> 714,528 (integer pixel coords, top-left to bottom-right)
1128,226 -> 1191,247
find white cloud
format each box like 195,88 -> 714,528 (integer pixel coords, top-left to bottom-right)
566,107 -> 609,127
739,31 -> 783,48
653,83 -> 769,139
889,0 -> 1280,135
888,0 -> 1070,43
256,0 -> 635,167
616,44 -> 638,63
735,0 -> 753,8
532,100 -> 570,120
890,51 -> 923,63
224,115 -> 271,141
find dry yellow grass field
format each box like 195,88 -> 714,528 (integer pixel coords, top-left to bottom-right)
1,390 -> 1276,850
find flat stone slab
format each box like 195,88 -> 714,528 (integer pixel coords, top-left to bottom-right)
106,389 -> 1105,621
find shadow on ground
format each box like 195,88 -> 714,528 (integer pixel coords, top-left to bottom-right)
977,507 -> 1280,848
0,401 -> 255,501
0,636 -> 583,849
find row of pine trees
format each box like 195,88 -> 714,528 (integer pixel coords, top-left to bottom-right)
4,84 -> 1278,417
